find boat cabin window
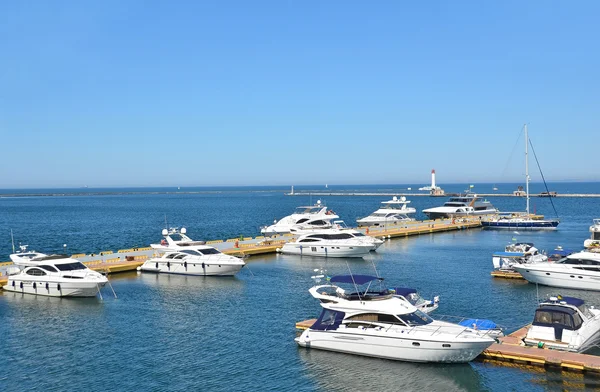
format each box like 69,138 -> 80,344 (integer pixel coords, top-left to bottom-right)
26,268 -> 46,276
444,203 -> 467,207
199,248 -> 221,255
533,308 -> 580,330
296,218 -> 309,224
165,253 -> 179,259
309,220 -> 328,226
39,265 -> 58,272
55,262 -> 87,271
299,238 -> 320,243
174,254 -> 187,259
397,310 -> 433,326
561,258 -> 600,266
347,313 -> 400,323
352,232 -> 365,237
593,232 -> 600,241
180,250 -> 202,256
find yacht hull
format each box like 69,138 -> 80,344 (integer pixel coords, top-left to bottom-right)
513,266 -> 600,291
3,278 -> 106,297
139,260 -> 244,276
295,329 -> 493,363
482,220 -> 559,230
281,244 -> 372,258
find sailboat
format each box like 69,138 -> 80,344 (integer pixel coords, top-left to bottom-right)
482,125 -> 559,230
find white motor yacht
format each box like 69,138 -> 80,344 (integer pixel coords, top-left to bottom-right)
3,253 -> 108,297
492,242 -> 548,271
513,251 -> 600,291
139,248 -> 245,276
523,296 -> 600,352
584,219 -> 600,249
422,193 -> 498,220
356,196 -> 416,227
280,231 -> 375,258
290,220 -> 384,251
261,201 -> 338,236
296,275 -> 495,363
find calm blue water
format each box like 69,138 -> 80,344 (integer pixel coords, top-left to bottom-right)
1,184 -> 600,391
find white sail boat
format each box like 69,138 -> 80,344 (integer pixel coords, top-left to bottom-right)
482,124 -> 559,229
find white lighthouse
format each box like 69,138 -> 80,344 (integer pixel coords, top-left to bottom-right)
419,169 -> 445,195
431,169 -> 436,189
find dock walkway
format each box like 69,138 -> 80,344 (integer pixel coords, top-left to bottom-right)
0,217 -> 481,286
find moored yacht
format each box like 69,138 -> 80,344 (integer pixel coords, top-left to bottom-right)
151,227 -> 208,253
523,296 -> 600,352
584,219 -> 600,249
422,193 -> 498,220
492,242 -> 548,271
513,251 -> 600,291
280,231 -> 374,258
261,201 -> 337,236
139,248 -> 245,276
356,196 -> 416,227
3,253 -> 108,297
296,275 -> 496,363
290,220 -> 384,251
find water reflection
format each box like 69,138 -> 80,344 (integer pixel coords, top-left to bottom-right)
298,349 -> 485,392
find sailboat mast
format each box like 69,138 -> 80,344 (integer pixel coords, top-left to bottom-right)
525,124 -> 530,215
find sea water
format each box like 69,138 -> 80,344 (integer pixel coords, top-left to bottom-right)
1,183 -> 599,391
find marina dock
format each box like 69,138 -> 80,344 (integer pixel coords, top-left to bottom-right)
294,320 -> 600,374
0,217 -> 481,286
286,192 -> 600,198
490,270 -> 525,279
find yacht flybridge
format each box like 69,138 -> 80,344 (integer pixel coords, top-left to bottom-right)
584,219 -> 600,249
4,249 -> 108,297
356,196 -> 416,227
524,296 -> 600,353
261,201 -> 337,236
141,228 -> 245,276
296,275 -> 495,363
422,193 -> 498,220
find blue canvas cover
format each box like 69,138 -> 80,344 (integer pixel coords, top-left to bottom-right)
330,275 -> 383,285
493,252 -> 526,258
311,309 -> 346,331
557,296 -> 584,307
458,319 -> 498,330
392,287 -> 417,297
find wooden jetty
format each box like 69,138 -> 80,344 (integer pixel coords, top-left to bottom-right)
0,217 -> 481,287
286,192 -> 600,198
490,270 -> 525,279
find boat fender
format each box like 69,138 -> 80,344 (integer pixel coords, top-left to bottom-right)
366,228 -> 369,234
19,282 -> 23,289
184,261 -> 187,270
11,280 -> 15,287
202,262 -> 205,269
155,262 -> 159,269
57,284 -> 61,291
46,282 -> 49,290
33,282 -> 36,289
235,240 -> 239,248
167,261 -> 170,269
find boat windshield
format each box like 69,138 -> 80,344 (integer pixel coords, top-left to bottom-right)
55,262 -> 87,271
295,206 -> 321,214
397,310 -> 433,326
200,248 -> 221,255
444,202 -> 467,207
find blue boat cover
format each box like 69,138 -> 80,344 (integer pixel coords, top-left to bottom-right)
392,287 -> 417,296
493,252 -> 526,257
458,319 -> 498,330
330,275 -> 383,284
557,295 -> 584,307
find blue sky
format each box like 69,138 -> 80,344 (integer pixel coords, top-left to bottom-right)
1,1 -> 598,188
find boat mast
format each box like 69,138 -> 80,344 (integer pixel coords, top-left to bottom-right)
525,124 -> 530,215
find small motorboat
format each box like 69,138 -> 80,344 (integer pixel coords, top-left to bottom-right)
492,242 -> 548,271
524,295 -> 600,352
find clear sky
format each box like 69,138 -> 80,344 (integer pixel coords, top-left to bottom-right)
1,1 -> 598,188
